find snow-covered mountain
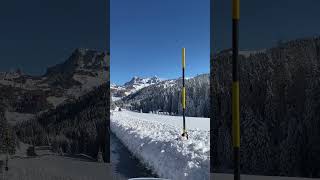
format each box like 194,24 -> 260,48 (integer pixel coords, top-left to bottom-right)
1,48 -> 110,164
124,76 -> 162,87
111,76 -> 162,99
44,48 -> 109,90
114,74 -> 210,118
0,48 -> 109,121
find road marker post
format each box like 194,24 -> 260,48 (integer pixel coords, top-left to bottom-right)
181,48 -> 188,140
232,0 -> 240,179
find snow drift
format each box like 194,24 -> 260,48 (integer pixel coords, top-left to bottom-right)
110,110 -> 210,180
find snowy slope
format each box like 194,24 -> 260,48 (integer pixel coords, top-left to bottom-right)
115,110 -> 209,131
110,110 -> 210,180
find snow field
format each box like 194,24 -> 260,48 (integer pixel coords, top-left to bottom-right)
111,110 -> 210,180
114,110 -> 210,131
2,155 -> 110,180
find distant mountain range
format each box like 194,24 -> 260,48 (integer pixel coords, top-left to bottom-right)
111,74 -> 210,117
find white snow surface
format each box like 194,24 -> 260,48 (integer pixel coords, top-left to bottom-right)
111,110 -> 210,180
112,96 -> 122,102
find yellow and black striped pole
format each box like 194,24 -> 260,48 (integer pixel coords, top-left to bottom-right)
232,0 -> 240,179
181,48 -> 188,139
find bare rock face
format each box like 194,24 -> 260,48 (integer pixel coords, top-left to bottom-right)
44,48 -> 108,89
211,37 -> 320,178
123,76 -> 161,87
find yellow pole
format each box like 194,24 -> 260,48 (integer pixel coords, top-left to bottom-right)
232,0 -> 240,179
181,48 -> 188,139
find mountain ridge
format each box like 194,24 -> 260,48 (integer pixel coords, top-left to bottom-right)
0,49 -> 109,117
113,73 -> 210,117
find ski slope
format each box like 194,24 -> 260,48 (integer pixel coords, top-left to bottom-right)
110,110 -> 210,180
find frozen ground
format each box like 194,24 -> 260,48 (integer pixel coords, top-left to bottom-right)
110,110 -> 210,180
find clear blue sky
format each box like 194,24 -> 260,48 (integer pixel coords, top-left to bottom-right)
0,0 -> 107,75
211,0 -> 320,53
2,0 -> 320,82
111,0 -> 210,84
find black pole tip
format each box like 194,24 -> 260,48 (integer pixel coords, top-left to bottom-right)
181,132 -> 189,139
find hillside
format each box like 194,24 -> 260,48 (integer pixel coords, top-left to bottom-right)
114,74 -> 210,118
0,49 -> 110,162
211,37 -> 320,178
111,110 -> 210,180
0,48 -> 109,118
14,83 -> 109,161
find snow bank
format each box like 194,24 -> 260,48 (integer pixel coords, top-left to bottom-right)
118,111 -> 210,131
111,110 -> 210,180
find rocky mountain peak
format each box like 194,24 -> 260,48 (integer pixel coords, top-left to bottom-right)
124,76 -> 162,87
45,48 -> 107,77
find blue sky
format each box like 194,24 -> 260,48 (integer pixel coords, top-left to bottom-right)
0,0 -> 107,75
2,0 -> 320,83
211,0 -> 320,53
111,0 -> 210,84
